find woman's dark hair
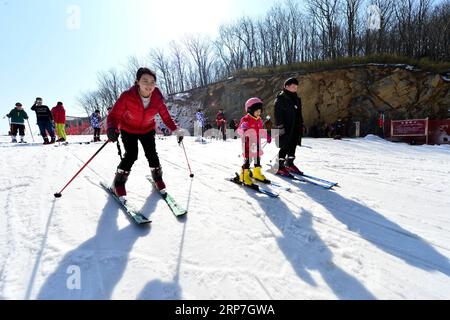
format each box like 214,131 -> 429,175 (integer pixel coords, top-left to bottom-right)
136,67 -> 156,81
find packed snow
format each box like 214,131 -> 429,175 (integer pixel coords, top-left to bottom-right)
1,134 -> 449,300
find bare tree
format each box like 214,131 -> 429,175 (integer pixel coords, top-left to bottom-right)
169,40 -> 187,93
215,23 -> 245,73
307,0 -> 343,59
78,0 -> 448,105
344,0 -> 363,56
122,56 -> 144,86
426,1 -> 450,61
184,34 -> 214,87
234,16 -> 259,68
149,48 -> 173,94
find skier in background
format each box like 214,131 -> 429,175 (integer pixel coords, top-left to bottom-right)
236,97 -> 271,186
31,97 -> 56,144
90,110 -> 102,142
334,118 -> 343,140
216,109 -> 227,141
51,102 -> 67,142
6,102 -> 29,143
378,112 -> 385,138
195,108 -> 205,142
229,118 -> 239,139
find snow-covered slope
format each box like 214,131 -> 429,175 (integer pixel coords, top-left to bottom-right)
1,135 -> 449,299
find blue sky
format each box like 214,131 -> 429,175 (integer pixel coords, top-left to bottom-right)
0,0 -> 278,135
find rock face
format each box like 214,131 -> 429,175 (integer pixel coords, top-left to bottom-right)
167,65 -> 450,136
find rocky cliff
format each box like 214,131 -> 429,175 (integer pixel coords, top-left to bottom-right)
167,64 -> 450,136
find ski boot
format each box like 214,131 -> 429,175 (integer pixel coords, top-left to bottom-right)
275,158 -> 293,177
285,156 -> 303,175
112,169 -> 130,202
239,168 -> 254,186
151,166 -> 166,193
252,166 -> 269,183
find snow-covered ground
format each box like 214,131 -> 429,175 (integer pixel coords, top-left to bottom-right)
1,134 -> 449,300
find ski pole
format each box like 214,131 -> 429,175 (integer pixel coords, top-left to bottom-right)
180,140 -> 194,178
54,140 -> 110,198
269,152 -> 278,164
26,119 -> 35,142
6,116 -> 11,137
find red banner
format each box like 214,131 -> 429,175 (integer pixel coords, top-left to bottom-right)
391,119 -> 428,137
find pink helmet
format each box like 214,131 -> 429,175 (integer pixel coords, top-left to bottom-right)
245,97 -> 263,113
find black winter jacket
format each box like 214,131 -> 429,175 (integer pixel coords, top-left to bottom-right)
274,89 -> 303,148
31,104 -> 53,122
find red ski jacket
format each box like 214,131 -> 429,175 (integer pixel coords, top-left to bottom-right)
237,114 -> 268,158
216,112 -> 226,128
107,86 -> 177,134
51,104 -> 66,124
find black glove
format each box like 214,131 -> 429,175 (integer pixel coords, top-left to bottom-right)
107,128 -> 120,142
177,135 -> 184,145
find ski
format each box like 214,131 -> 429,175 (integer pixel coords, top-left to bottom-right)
266,164 -> 336,189
54,142 -> 69,147
100,181 -> 151,225
248,171 -> 291,191
290,174 -> 335,189
300,174 -> 338,187
146,177 -> 187,217
227,174 -> 279,198
253,179 -> 291,191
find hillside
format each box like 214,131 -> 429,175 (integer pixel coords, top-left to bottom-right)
167,64 -> 450,136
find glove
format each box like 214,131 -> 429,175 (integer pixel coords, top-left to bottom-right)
107,128 -> 120,142
267,134 -> 272,144
276,125 -> 285,137
174,128 -> 184,144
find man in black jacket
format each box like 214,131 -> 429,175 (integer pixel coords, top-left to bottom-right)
274,77 -> 304,176
31,97 -> 56,144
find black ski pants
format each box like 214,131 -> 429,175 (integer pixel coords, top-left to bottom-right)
118,130 -> 160,171
10,124 -> 25,136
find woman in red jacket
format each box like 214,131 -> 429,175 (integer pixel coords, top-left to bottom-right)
51,102 -> 67,142
106,68 -> 182,199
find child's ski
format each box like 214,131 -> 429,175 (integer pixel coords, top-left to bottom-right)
227,174 -> 279,198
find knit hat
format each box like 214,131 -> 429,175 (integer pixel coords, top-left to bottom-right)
284,77 -> 299,87
15,102 -> 22,107
245,97 -> 263,116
